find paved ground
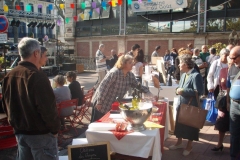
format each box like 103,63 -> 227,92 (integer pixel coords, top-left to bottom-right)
0,71 -> 232,160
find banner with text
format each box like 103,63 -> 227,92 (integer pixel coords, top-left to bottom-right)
131,0 -> 188,12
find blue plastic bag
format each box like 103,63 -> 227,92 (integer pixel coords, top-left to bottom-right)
205,93 -> 218,124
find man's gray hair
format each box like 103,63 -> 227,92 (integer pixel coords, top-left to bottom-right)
53,75 -> 65,86
219,48 -> 230,56
193,48 -> 199,54
99,44 -> 104,49
179,54 -> 195,69
18,37 -> 40,59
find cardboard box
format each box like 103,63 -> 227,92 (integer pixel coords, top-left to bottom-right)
76,64 -> 84,73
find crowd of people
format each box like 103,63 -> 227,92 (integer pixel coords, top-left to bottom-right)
1,37 -> 240,160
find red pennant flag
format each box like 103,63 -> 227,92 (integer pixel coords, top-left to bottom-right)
118,0 -> 122,5
108,1 -> 112,6
16,5 -> 21,10
73,16 -> 77,21
70,3 -> 75,9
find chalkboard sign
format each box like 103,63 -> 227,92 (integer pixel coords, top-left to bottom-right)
68,142 -> 111,160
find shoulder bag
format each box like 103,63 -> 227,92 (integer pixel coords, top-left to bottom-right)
178,91 -> 208,129
215,78 -> 227,111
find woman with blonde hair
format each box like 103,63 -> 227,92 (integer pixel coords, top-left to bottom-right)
90,55 -> 151,122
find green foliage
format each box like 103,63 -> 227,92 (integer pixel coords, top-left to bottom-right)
210,42 -> 227,55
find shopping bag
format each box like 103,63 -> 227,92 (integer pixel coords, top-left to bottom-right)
205,93 -> 218,124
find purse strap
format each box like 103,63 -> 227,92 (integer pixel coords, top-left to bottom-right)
187,90 -> 200,108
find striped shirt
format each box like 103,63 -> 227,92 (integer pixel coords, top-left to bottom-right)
96,49 -> 107,72
91,67 -> 149,114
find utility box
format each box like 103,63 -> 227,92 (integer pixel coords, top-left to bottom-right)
76,64 -> 84,73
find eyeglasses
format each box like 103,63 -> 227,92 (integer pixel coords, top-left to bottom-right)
229,55 -> 240,60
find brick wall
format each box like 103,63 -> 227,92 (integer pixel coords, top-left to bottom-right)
172,40 -> 194,52
101,41 -> 118,56
76,42 -> 89,57
92,41 -> 99,57
148,40 -> 168,57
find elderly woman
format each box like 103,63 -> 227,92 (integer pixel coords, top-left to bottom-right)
207,48 -> 229,99
91,55 -> 151,122
211,55 -> 232,152
169,54 -> 203,156
53,75 -> 73,128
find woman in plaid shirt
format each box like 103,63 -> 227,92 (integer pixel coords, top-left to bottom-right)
90,54 -> 151,122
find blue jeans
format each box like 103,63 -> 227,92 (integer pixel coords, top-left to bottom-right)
230,100 -> 240,160
16,133 -> 58,160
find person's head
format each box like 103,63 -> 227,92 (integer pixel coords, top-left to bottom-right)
111,49 -> 116,56
187,43 -> 193,49
131,44 -> 140,56
193,48 -> 200,56
165,49 -> 170,55
115,55 -> 133,71
18,37 -> 41,68
219,48 -> 230,63
39,46 -> 48,67
66,71 -> 77,82
99,44 -> 105,52
53,75 -> 66,86
229,46 -> 240,67
227,56 -> 233,68
155,46 -> 161,53
209,47 -> 216,55
135,49 -> 144,63
179,54 -> 195,72
226,44 -> 234,51
171,48 -> 177,53
201,45 -> 208,53
178,47 -> 192,56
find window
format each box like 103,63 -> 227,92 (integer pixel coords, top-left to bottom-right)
46,6 -> 51,14
18,22 -> 27,38
226,17 -> 240,31
102,25 -> 119,35
76,27 -> 91,37
147,22 -> 159,34
126,22 -> 147,34
172,20 -> 197,32
206,18 -> 224,32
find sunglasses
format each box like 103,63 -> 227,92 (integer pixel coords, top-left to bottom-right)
229,55 -> 240,60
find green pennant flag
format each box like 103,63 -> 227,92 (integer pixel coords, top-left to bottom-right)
26,5 -> 31,12
65,17 -> 70,24
81,2 -> 86,9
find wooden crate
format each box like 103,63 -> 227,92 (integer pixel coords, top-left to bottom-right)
76,64 -> 84,73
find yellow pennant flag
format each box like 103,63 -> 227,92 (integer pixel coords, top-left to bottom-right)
3,5 -> 8,12
112,0 -> 116,7
80,13 -> 84,20
59,4 -> 65,9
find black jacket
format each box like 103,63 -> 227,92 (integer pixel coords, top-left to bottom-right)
2,61 -> 60,135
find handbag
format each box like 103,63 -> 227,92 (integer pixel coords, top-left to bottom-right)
178,91 -> 208,129
214,84 -> 227,111
205,93 -> 218,124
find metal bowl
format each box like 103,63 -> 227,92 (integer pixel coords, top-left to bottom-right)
120,103 -> 152,131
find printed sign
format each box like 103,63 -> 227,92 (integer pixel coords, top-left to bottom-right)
68,142 -> 111,160
131,0 -> 188,12
0,33 -> 7,43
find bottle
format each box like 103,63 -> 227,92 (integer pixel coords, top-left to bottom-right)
116,97 -> 130,110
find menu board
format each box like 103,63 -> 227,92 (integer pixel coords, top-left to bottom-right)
68,142 -> 111,160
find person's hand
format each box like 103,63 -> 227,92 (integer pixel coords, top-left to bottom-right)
227,102 -> 230,111
203,62 -> 208,68
208,89 -> 214,93
176,88 -> 183,95
96,104 -> 102,111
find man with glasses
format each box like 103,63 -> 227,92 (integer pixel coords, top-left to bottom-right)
2,37 -> 60,160
227,46 -> 240,160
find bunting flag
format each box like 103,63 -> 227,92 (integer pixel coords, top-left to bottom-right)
73,16 -> 77,21
70,3 -> 75,9
81,2 -> 86,9
26,5 -> 31,12
95,8 -> 100,14
57,19 -> 62,26
38,4 -> 42,8
138,0 -> 142,3
16,5 -> 21,10
102,2 -> 106,8
112,1 -> 116,7
92,2 -> 96,9
80,13 -> 84,20
3,5 -> 8,12
89,11 -> 92,17
49,4 -> 53,10
65,17 -> 70,24
59,4 -> 65,9
147,0 -> 151,2
108,1 -> 112,6
103,6 -> 107,10
118,0 -> 123,5
127,0 -> 132,5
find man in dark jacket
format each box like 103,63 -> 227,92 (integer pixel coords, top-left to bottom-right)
2,37 -> 60,160
106,49 -> 118,70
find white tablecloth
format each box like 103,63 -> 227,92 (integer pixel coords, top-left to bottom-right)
86,129 -> 161,160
